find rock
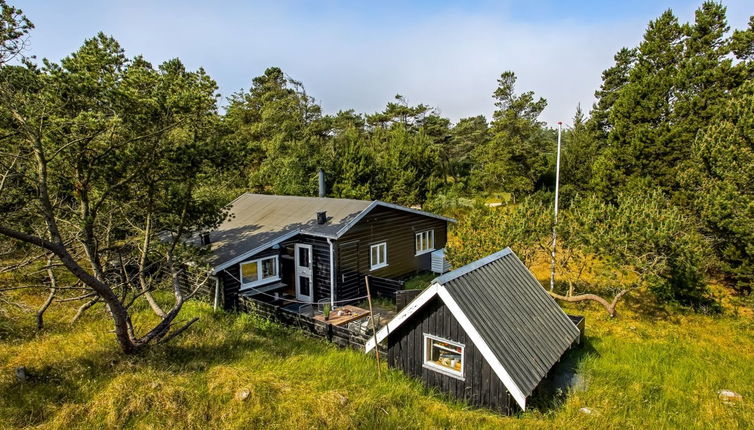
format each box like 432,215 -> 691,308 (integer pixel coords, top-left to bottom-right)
579,407 -> 600,416
718,390 -> 743,405
15,367 -> 27,382
235,389 -> 251,401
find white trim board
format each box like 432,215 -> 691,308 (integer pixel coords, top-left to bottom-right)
364,282 -> 527,410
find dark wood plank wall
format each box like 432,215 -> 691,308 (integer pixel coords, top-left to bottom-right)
218,235 -> 334,309
280,235 -> 333,302
387,296 -> 517,414
336,206 -> 447,301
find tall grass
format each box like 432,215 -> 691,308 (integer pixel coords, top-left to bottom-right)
1,289 -> 753,429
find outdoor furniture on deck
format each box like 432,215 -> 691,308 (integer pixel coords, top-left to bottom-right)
298,304 -> 314,317
313,305 -> 370,327
348,314 -> 381,335
316,298 -> 331,313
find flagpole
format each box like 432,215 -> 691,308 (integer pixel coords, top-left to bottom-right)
549,121 -> 562,292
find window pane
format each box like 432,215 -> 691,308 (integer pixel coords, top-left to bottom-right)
298,247 -> 310,267
262,257 -> 277,279
416,233 -> 422,252
299,276 -> 310,295
241,262 -> 258,284
379,243 -> 385,264
425,337 -> 463,375
428,230 -> 434,249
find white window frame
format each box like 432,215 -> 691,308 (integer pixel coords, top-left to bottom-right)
422,333 -> 465,380
239,255 -> 280,289
415,229 -> 435,256
370,242 -> 388,271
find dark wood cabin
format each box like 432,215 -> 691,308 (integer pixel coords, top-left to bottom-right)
365,248 -> 581,414
203,193 -> 454,310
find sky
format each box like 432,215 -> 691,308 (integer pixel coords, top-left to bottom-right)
13,1 -> 753,126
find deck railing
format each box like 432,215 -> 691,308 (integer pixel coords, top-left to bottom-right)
238,295 -> 386,354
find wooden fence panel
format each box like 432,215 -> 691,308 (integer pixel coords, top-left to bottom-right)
238,296 -> 386,354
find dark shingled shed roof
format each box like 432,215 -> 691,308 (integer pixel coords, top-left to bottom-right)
366,247 -> 579,410
435,248 -> 580,398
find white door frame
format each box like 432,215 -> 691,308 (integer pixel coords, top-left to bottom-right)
294,244 -> 314,303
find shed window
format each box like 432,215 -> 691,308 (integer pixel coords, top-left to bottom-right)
423,334 -> 464,379
370,242 -> 387,270
415,230 -> 435,255
240,256 -> 279,288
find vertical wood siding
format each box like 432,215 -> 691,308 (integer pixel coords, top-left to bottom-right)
386,296 -> 517,415
336,206 -> 448,301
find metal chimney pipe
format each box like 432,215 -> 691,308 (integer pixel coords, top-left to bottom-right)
318,169 -> 326,198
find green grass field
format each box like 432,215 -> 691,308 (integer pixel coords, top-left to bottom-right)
2,286 -> 754,430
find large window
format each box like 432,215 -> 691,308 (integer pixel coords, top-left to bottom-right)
240,256 -> 279,288
423,334 -> 464,379
415,230 -> 435,255
370,242 -> 387,270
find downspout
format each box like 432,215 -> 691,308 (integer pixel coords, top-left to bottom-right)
327,237 -> 336,308
212,274 -> 221,311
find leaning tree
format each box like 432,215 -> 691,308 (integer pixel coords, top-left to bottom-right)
0,29 -> 228,353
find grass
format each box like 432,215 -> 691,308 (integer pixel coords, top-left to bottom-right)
404,272 -> 436,290
1,278 -> 754,428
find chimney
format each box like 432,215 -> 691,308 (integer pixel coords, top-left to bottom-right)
316,211 -> 327,224
318,169 -> 326,198
200,232 -> 211,246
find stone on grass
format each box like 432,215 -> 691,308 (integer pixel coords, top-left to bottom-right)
235,389 -> 251,401
579,407 -> 600,416
718,390 -> 743,405
15,367 -> 27,382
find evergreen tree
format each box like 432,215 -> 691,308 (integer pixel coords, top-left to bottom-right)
471,71 -> 551,197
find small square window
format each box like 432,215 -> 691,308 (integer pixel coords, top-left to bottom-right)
423,334 -> 464,379
415,230 -> 435,255
370,242 -> 387,270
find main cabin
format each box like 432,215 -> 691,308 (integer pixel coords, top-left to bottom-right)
206,193 -> 454,310
365,248 -> 581,414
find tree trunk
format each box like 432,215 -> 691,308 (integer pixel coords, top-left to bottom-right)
547,289 -> 630,318
138,213 -> 167,318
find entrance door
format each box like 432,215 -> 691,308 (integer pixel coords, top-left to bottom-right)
295,244 -> 314,303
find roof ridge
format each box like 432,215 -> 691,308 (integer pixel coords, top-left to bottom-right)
240,193 -> 374,204
432,247 -> 513,285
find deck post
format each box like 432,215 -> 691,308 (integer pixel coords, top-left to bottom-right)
365,275 -> 381,379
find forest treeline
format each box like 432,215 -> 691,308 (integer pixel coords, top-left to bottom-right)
0,1 -> 752,351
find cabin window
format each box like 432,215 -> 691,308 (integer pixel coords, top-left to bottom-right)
415,230 -> 435,255
423,334 -> 464,379
370,242 -> 387,270
240,256 -> 279,288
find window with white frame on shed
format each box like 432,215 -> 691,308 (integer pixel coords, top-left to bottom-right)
415,229 -> 435,255
370,242 -> 387,270
240,256 -> 279,288
423,333 -> 464,379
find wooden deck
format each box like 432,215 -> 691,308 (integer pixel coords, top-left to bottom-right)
313,305 -> 370,326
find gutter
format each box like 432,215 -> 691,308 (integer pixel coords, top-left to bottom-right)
327,237 -> 336,308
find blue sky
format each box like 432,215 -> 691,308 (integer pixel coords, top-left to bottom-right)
13,1 -> 753,125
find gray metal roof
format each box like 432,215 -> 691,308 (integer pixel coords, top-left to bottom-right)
437,248 -> 580,397
208,193 -> 454,271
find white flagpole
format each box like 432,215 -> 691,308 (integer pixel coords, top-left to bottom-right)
549,121 -> 563,292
